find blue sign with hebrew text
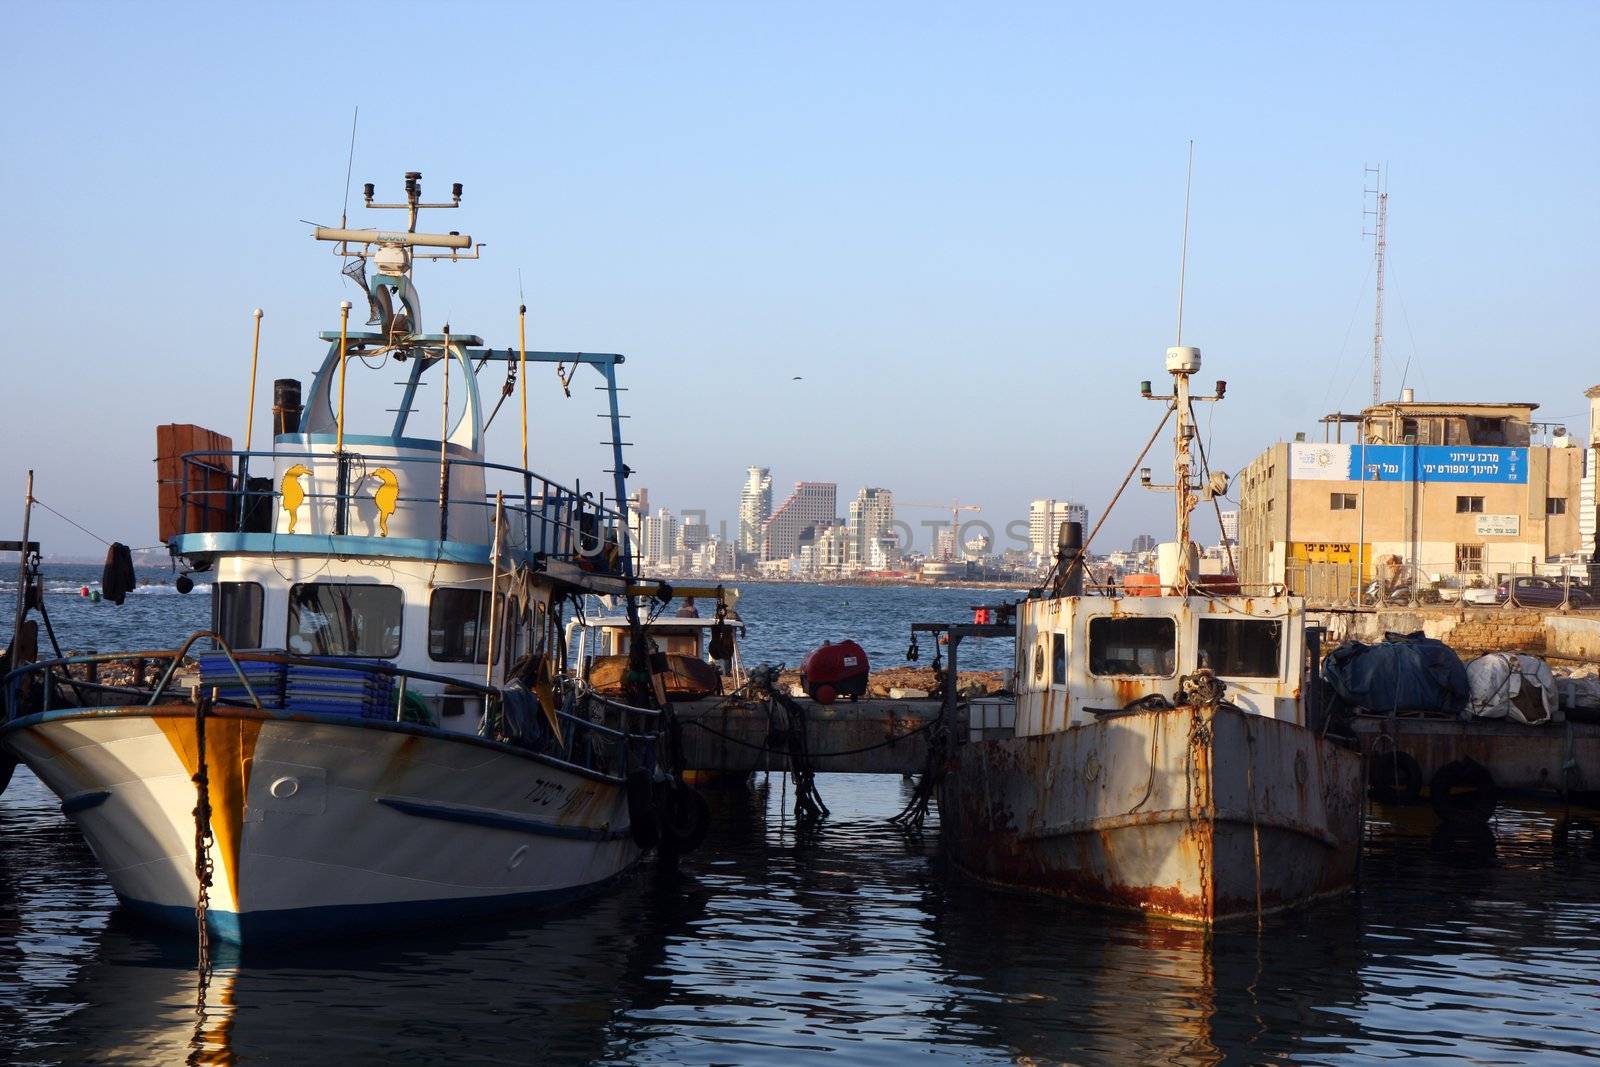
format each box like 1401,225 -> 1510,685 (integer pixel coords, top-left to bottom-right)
1347,445 -> 1526,484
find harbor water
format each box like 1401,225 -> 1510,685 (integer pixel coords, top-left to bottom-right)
4,571 -> 1600,1064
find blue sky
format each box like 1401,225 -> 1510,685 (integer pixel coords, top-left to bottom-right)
3,1 -> 1596,557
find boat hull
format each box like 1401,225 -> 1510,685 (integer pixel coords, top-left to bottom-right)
1,705 -> 642,943
939,704 -> 1363,923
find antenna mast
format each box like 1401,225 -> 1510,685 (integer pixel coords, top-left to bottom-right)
1175,139 -> 1194,345
1364,164 -> 1387,406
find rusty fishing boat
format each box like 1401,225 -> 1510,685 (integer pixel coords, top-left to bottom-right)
930,344 -> 1364,923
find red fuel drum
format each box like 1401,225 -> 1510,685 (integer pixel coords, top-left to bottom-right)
799,640 -> 869,704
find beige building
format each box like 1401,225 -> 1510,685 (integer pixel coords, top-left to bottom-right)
1238,399 -> 1585,602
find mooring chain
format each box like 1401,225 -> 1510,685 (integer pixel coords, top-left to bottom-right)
192,693 -> 216,987
890,713 -> 947,833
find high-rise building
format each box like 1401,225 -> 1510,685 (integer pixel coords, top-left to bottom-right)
644,506 -> 677,566
761,482 -> 837,561
847,487 -> 896,568
799,521 -> 852,577
1218,508 -> 1239,544
1028,499 -> 1088,563
738,467 -> 773,554
677,516 -> 709,556
1131,533 -> 1158,554
625,487 -> 649,562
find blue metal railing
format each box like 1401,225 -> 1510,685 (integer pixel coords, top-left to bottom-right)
172,447 -> 637,576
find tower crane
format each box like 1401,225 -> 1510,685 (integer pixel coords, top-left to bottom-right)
899,500 -> 981,560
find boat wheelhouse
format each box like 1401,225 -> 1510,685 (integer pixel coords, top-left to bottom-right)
570,585 -> 746,701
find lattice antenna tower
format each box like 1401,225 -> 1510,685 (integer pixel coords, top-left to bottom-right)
1363,164 -> 1388,406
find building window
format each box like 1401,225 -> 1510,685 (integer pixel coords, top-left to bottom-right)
1197,619 -> 1281,678
287,583 -> 403,658
1401,417 -> 1419,442
1455,495 -> 1484,514
1329,493 -> 1357,510
1089,617 -> 1176,678
213,582 -> 263,650
1455,544 -> 1483,573
1266,499 -> 1274,512
1547,497 -> 1567,515
429,588 -> 495,664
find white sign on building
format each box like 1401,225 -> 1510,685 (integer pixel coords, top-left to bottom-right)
1475,514 -> 1520,537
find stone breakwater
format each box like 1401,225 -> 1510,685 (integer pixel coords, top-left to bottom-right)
1316,607 -> 1600,661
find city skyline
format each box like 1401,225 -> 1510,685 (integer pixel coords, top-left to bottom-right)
7,5 -> 1594,559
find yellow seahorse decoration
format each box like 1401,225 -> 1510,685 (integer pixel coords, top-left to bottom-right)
280,464 -> 312,533
370,467 -> 399,536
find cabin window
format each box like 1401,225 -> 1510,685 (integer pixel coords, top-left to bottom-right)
1197,618 -> 1280,678
287,583 -> 402,658
1089,617 -> 1176,677
1051,633 -> 1066,686
428,589 -> 494,664
213,582 -> 263,650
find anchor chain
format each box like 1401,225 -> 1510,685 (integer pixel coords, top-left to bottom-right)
192,692 -> 216,980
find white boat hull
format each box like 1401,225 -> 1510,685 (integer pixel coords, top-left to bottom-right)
940,704 -> 1364,923
2,705 -> 642,942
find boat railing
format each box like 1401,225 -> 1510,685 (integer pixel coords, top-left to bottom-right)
172,447 -> 637,574
4,644 -> 660,782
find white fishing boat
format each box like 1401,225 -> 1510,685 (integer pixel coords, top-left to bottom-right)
0,173 -> 694,943
933,344 -> 1365,923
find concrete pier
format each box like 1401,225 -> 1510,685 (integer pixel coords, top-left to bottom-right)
674,697 -> 941,775
1349,715 -> 1600,798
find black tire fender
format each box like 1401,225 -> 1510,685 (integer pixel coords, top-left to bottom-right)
626,767 -> 659,850
656,779 -> 710,856
1368,749 -> 1423,805
1430,757 -> 1498,824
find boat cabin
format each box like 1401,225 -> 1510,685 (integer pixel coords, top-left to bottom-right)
569,589 -> 745,700
1013,591 -> 1309,735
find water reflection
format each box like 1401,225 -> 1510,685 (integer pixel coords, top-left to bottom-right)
7,769 -> 1600,1065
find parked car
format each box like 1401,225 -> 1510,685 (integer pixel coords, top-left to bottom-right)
1495,576 -> 1594,607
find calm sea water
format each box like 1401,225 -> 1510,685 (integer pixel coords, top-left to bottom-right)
4,569 -> 1600,1065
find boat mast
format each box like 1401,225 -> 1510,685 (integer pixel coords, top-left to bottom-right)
1139,144 -> 1226,596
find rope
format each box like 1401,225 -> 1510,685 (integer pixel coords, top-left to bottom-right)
192,692 -> 216,982
769,689 -> 829,823
1045,406 -> 1173,595
32,498 -> 111,547
889,715 -> 947,833
1188,401 -> 1238,578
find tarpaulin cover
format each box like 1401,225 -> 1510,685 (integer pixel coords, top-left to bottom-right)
1321,631 -> 1469,715
1466,652 -> 1559,725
